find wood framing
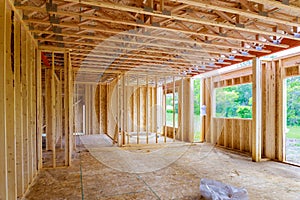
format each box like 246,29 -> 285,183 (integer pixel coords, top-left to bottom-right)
252,57 -> 262,162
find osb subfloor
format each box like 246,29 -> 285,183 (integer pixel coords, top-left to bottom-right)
24,135 -> 300,200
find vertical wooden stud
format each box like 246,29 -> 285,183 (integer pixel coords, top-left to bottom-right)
146,76 -> 149,144
36,50 -> 42,170
51,52 -> 56,168
172,76 -> 176,142
252,57 -> 262,162
0,0 -> 8,198
15,17 -> 24,197
137,77 -> 140,144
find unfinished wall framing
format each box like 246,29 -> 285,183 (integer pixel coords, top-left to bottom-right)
202,54 -> 300,162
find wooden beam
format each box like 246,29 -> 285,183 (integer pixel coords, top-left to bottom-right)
155,77 -> 158,144
164,77 -> 167,143
0,0 -> 8,198
176,0 -> 300,27
146,76 -> 149,144
248,0 -> 300,16
68,53 -> 73,165
51,52 -> 56,168
137,77 -> 140,144
5,4 -> 16,198
15,17 -> 25,197
173,76 -> 176,142
17,6 -> 290,48
59,0 -> 299,41
252,57 -> 262,162
36,50 -> 43,170
181,77 -> 184,141
64,52 -> 70,165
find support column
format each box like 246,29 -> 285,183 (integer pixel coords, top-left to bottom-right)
252,57 -> 262,162
6,6 -> 17,198
172,76 -> 176,142
15,17 -> 24,196
0,0 -> 8,198
36,50 -> 42,170
51,52 -> 56,168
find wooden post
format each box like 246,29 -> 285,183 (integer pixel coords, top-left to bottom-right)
84,85 -> 89,135
99,84 -> 102,134
64,52 -> 70,165
200,78 -> 204,142
146,76 -> 149,144
6,7 -> 17,195
15,17 -> 24,197
137,77 -> 140,144
31,43 -> 37,175
181,77 -> 184,141
68,53 -> 73,164
122,75 -> 126,145
155,77 -> 158,143
252,57 -> 262,162
210,77 -> 215,144
21,27 -> 29,189
0,0 -> 8,198
36,50 -> 42,170
164,77 -> 167,143
51,52 -> 56,168
26,35 -> 33,180
173,76 -> 176,142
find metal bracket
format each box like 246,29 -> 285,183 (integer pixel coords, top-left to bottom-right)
162,10 -> 171,16
56,35 -> 63,41
91,6 -> 100,11
136,19 -> 144,24
144,6 -> 154,13
152,22 -> 160,27
53,26 -> 62,33
46,3 -> 58,12
258,11 -> 268,17
49,15 -> 60,24
236,23 -> 245,28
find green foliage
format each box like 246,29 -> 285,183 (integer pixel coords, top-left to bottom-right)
237,106 -> 252,118
286,77 -> 300,126
194,79 -> 201,115
215,83 -> 252,118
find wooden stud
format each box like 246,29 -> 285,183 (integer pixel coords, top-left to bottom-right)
0,0 -> 8,198
26,33 -> 33,179
32,42 -> 37,175
146,76 -> 149,144
181,77 -> 184,141
51,52 -> 56,168
173,76 -> 176,142
137,77 -> 140,144
64,52 -> 70,165
252,57 -> 262,162
99,84 -> 102,134
68,53 -> 73,164
15,17 -> 25,197
36,50 -> 42,170
164,77 -> 167,143
155,77 -> 158,144
21,27 -> 29,188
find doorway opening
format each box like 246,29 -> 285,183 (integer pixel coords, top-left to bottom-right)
285,76 -> 300,165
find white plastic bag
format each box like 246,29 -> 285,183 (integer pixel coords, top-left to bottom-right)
200,178 -> 248,200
